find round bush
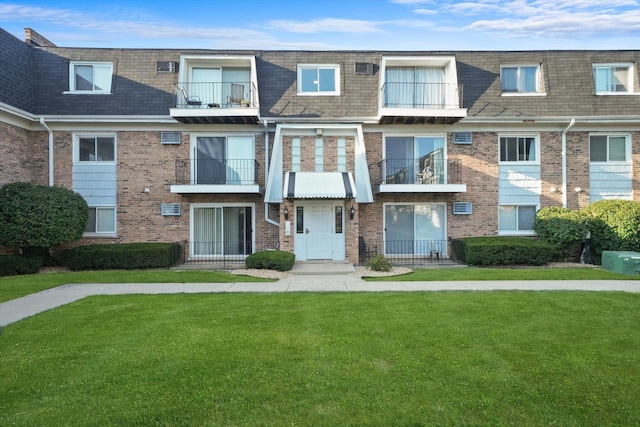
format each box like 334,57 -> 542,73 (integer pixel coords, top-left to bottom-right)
582,200 -> 640,259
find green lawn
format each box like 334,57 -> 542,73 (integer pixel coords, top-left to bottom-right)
0,270 -> 271,303
1,292 -> 638,426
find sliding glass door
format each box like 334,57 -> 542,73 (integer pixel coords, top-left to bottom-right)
192,206 -> 252,256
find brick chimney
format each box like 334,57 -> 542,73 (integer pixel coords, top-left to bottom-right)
24,28 -> 56,47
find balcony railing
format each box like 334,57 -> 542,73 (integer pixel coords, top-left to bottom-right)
359,238 -> 450,265
175,158 -> 259,186
178,239 -> 280,266
381,82 -> 463,109
174,81 -> 257,109
379,158 -> 462,185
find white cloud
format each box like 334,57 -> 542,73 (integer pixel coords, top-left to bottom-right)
268,18 -> 383,34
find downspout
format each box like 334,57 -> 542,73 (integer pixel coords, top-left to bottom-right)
561,119 -> 576,208
40,118 -> 54,186
263,119 -> 279,227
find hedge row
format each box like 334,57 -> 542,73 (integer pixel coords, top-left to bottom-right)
451,237 -> 557,266
60,242 -> 182,271
245,250 -> 295,271
0,254 -> 44,276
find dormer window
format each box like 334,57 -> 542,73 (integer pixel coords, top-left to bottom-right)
593,64 -> 633,94
69,61 -> 113,93
297,64 -> 340,95
501,65 -> 540,94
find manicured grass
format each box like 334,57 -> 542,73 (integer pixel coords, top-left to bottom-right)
366,266 -> 637,281
1,292 -> 639,425
0,270 -> 271,303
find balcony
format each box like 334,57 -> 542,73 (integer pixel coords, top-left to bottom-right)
378,82 -> 466,125
375,158 -> 466,193
169,81 -> 259,125
170,158 -> 262,194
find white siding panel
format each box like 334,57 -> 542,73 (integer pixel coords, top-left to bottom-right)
498,165 -> 541,204
589,164 -> 632,203
73,164 -> 117,205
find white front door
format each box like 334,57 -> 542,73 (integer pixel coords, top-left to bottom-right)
293,201 -> 345,261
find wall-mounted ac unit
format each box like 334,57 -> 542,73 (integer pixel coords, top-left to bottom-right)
453,202 -> 472,215
161,203 -> 181,216
157,61 -> 179,73
161,132 -> 181,145
354,62 -> 374,75
453,132 -> 472,145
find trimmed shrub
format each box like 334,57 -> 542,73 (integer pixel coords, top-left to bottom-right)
534,207 -> 589,261
458,237 -> 557,266
582,200 -> 640,262
367,254 -> 393,272
0,254 -> 43,276
60,242 -> 182,271
245,250 -> 295,271
451,238 -> 467,262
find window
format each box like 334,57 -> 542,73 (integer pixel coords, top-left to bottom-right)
593,64 -> 633,94
76,135 -> 116,162
335,206 -> 343,234
194,135 -> 255,185
499,205 -> 536,233
501,65 -> 539,94
499,136 -> 537,163
337,138 -> 346,172
590,135 -> 629,162
69,62 -> 113,93
385,66 -> 445,108
315,138 -> 324,172
384,204 -> 446,255
192,205 -> 253,256
385,136 -> 445,184
296,206 -> 304,234
297,64 -> 340,95
291,138 -> 301,172
85,207 -> 116,234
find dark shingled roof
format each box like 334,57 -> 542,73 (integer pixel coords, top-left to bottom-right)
0,28 -> 34,112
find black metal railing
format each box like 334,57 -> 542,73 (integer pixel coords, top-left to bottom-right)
175,158 -> 259,186
359,238 -> 450,265
174,81 -> 257,109
381,82 -> 463,109
179,239 -> 280,266
379,158 -> 462,185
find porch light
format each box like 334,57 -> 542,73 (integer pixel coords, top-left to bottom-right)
284,206 -> 289,220
350,205 -> 355,220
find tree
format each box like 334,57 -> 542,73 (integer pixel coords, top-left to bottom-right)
0,182 -> 88,252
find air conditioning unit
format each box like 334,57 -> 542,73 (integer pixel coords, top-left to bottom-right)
161,203 -> 181,216
157,61 -> 179,73
354,62 -> 374,75
453,202 -> 472,215
453,132 -> 472,145
161,132 -> 181,145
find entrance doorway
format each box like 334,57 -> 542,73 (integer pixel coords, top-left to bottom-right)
293,201 -> 345,261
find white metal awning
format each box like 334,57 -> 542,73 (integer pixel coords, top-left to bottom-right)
283,172 -> 357,199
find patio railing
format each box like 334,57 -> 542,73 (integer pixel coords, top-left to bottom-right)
359,238 -> 450,265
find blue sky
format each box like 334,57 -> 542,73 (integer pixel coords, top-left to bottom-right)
1,0 -> 639,50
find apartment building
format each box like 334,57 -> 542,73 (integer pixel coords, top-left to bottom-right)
1,28 -> 639,264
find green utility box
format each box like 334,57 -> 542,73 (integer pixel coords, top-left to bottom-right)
601,251 -> 640,276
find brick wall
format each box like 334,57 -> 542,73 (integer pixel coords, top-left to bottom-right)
0,123 -> 48,186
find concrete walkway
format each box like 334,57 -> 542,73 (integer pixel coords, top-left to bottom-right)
2,274 -> 640,327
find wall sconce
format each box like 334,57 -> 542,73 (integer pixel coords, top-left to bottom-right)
549,186 -> 558,193
350,205 -> 355,220
575,187 -> 583,193
284,206 -> 289,220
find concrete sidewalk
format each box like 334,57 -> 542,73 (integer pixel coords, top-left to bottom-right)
2,275 -> 640,327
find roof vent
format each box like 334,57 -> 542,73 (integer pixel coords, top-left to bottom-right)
453,132 -> 472,145
354,62 -> 374,75
161,131 -> 181,145
161,203 -> 181,216
453,202 -> 472,215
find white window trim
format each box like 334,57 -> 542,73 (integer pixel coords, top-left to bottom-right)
498,134 -> 540,165
498,204 -> 538,236
297,64 -> 341,96
589,133 -> 631,164
84,205 -> 117,237
500,64 -> 545,96
67,61 -> 113,94
382,133 -> 448,159
592,63 -> 635,95
73,133 -> 117,165
189,203 -> 256,258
